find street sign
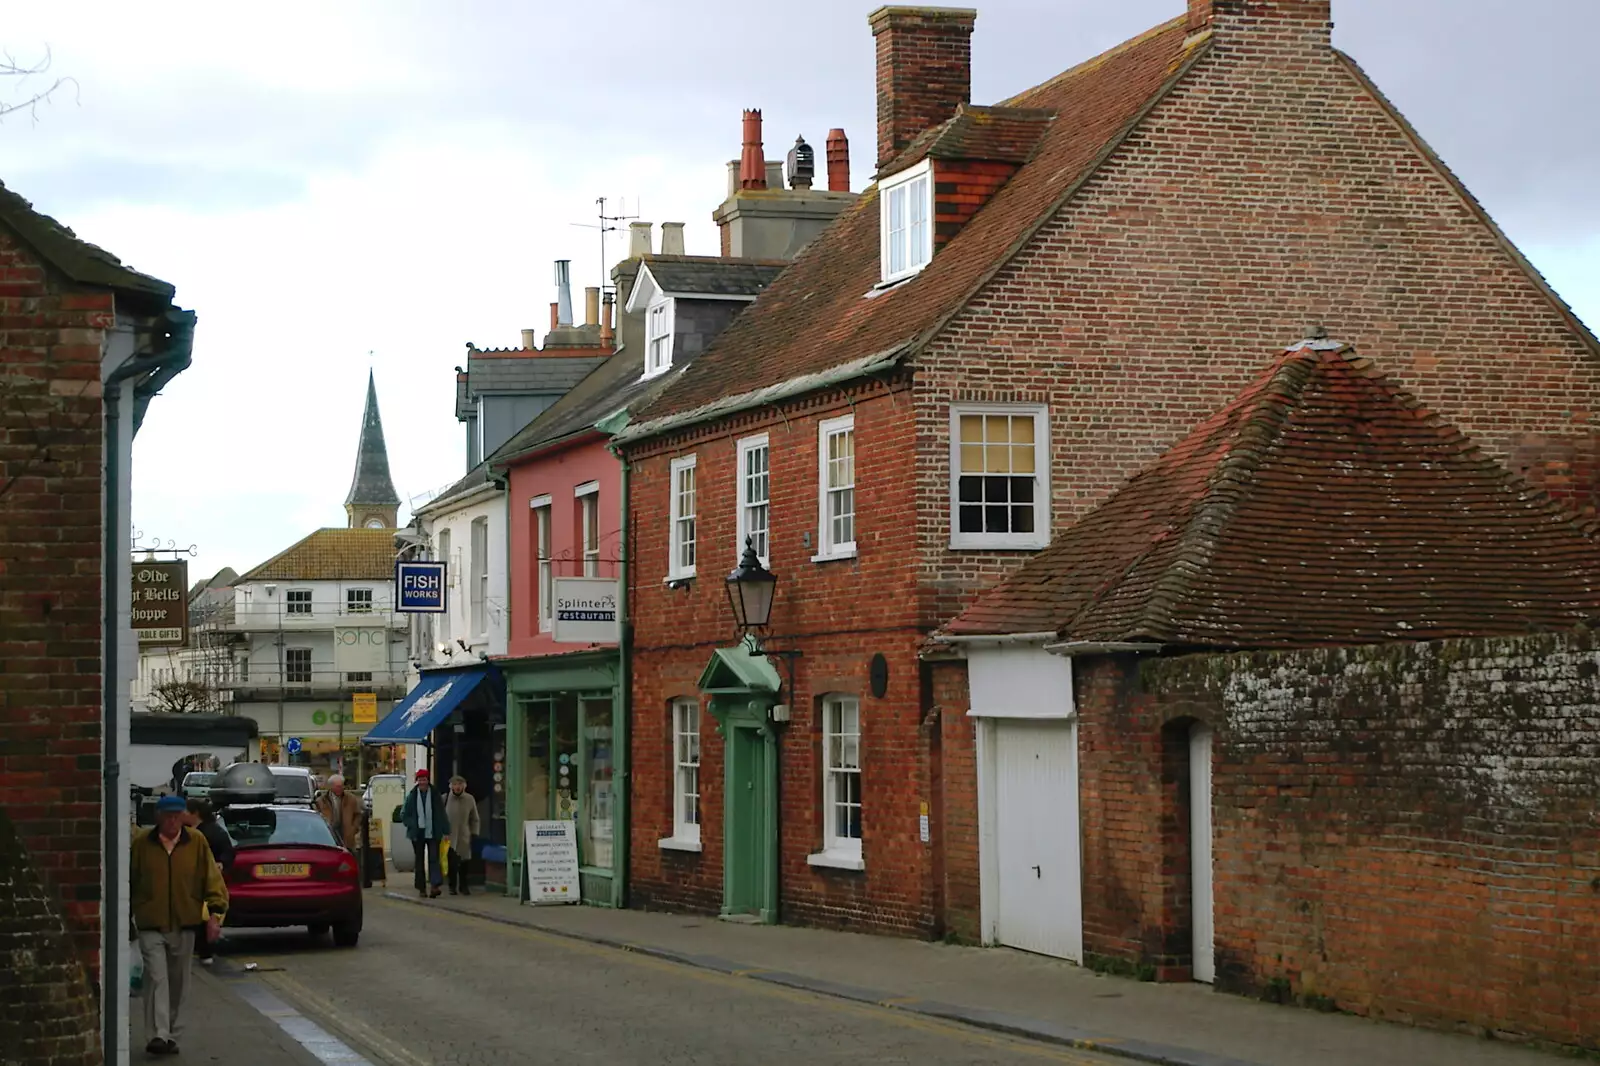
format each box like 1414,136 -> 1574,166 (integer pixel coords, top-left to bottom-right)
286,737 -> 303,756
522,820 -> 580,905
352,692 -> 378,724
132,560 -> 188,646
395,561 -> 447,613
551,577 -> 620,644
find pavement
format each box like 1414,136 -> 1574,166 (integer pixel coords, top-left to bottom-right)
382,888 -> 1567,1066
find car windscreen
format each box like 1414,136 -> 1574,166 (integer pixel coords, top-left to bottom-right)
185,773 -> 215,785
271,774 -> 312,800
218,807 -> 336,848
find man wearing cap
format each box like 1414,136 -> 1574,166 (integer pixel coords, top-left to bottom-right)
130,793 -> 228,1055
400,769 -> 450,898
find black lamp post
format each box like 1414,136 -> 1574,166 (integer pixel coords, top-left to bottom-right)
725,537 -> 777,635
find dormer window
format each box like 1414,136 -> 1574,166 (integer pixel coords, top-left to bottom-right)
879,159 -> 932,284
645,298 -> 675,378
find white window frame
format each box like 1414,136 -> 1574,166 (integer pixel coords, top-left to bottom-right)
878,158 -> 933,285
285,588 -> 312,615
284,647 -> 313,685
576,481 -> 601,578
531,494 -> 553,632
470,516 -> 489,639
814,414 -> 856,562
669,454 -> 698,579
345,587 -> 373,614
736,433 -> 770,566
809,694 -> 864,870
660,697 -> 702,851
644,298 -> 675,379
949,403 -> 1051,550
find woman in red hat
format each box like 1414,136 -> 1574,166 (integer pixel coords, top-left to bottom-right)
399,768 -> 450,897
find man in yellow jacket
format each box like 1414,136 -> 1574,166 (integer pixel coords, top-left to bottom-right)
130,793 -> 229,1055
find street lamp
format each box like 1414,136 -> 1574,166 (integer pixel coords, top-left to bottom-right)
725,537 -> 777,635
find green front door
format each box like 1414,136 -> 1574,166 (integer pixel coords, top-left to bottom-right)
724,723 -> 771,917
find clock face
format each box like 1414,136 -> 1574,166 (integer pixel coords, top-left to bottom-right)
365,518 -> 385,529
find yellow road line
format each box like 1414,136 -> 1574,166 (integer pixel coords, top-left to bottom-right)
372,895 -> 1112,1065
260,967 -> 434,1066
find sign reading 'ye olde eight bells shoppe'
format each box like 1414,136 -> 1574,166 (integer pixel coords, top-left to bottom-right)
132,560 -> 188,646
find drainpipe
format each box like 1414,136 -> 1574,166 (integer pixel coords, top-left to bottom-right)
614,451 -> 632,908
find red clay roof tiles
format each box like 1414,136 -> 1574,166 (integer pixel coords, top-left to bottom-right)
942,343 -> 1600,648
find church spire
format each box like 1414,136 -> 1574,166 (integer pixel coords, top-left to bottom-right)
345,370 -> 401,529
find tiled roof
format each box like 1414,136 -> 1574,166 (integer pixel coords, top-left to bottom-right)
640,256 -> 786,299
0,180 -> 175,304
884,105 -> 1057,173
942,343 -> 1600,648
632,17 -> 1202,425
464,352 -> 607,396
238,529 -> 397,582
489,341 -> 662,467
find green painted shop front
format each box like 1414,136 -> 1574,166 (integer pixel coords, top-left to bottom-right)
503,650 -> 627,908
699,643 -> 781,923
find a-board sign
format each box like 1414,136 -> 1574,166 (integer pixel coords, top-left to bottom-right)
521,820 -> 580,905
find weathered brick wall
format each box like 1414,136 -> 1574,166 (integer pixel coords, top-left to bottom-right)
0,808 -> 99,1065
626,383 -> 945,934
913,13 -> 1600,615
1138,630 -> 1600,1049
0,225 -> 108,990
871,7 -> 974,169
931,657 -> 979,942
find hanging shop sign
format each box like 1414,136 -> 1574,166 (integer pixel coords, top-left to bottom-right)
395,561 -> 447,613
551,577 -> 620,644
132,560 -> 189,646
521,820 -> 580,905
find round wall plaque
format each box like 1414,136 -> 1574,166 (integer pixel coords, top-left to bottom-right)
869,653 -> 889,699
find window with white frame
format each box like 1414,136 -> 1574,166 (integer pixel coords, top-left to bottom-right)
470,516 -> 489,638
285,647 -> 312,684
435,528 -> 451,643
950,404 -> 1050,549
645,299 -> 675,378
879,159 -> 932,284
814,694 -> 863,866
531,496 -> 553,632
669,455 -> 697,578
816,415 -> 855,559
736,434 -> 770,564
346,588 -> 373,614
671,698 -> 700,844
346,671 -> 372,683
286,588 -> 312,615
577,482 -> 600,577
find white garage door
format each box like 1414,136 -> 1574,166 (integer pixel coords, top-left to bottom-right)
994,719 -> 1082,961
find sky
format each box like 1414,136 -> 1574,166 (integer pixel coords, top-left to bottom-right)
3,0 -> 1597,583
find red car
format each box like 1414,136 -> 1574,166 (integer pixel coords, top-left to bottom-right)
217,804 -> 363,947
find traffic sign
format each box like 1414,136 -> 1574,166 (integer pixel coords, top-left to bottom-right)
286,737 -> 303,756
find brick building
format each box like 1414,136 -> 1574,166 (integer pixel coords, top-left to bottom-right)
612,0 -> 1600,937
935,341 -> 1600,1048
0,180 -> 195,1064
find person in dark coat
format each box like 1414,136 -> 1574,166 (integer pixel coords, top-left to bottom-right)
185,798 -> 234,965
399,769 -> 450,898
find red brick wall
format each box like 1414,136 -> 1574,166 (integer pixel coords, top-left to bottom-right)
932,160 -> 1017,251
625,382 -> 945,934
870,7 -> 974,169
0,226 -> 110,981
930,657 -> 978,942
913,17 -> 1600,610
1136,631 -> 1600,1050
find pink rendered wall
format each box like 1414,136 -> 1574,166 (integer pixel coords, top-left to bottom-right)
504,434 -> 623,659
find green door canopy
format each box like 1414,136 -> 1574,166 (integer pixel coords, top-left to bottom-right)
697,639 -> 781,695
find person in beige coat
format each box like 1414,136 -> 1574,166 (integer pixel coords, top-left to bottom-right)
315,773 -> 363,851
444,775 -> 480,895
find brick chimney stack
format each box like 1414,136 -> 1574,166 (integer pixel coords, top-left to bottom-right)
740,109 -> 767,190
869,6 -> 975,170
825,129 -> 850,192
1187,0 -> 1331,39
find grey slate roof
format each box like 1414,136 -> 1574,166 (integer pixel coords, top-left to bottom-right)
641,255 -> 785,298
489,344 -> 660,466
0,180 -> 175,305
464,353 -> 608,396
345,371 -> 401,508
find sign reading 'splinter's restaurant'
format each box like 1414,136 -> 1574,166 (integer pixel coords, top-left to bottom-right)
132,560 -> 188,646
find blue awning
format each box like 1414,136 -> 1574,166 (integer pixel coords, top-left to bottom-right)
362,666 -> 496,745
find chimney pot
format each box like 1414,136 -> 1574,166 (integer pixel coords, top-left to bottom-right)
549,303 -> 559,331
584,286 -> 600,328
628,221 -> 653,258
600,291 -> 615,348
520,328 -> 536,349
787,136 -> 816,191
740,109 -> 767,190
825,128 -> 850,192
554,260 -> 574,327
869,6 -> 976,170
660,222 -> 686,256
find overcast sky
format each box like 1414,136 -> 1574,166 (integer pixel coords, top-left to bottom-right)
4,0 -> 1596,583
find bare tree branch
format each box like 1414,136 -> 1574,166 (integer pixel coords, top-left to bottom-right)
0,46 -> 79,124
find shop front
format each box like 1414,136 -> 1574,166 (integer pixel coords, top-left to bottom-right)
238,699 -> 396,778
503,649 -> 625,907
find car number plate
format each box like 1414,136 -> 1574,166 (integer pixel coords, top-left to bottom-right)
255,863 -> 310,878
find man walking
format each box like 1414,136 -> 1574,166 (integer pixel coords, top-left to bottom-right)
444,775 -> 480,896
400,768 -> 449,898
131,793 -> 228,1055
183,798 -> 234,967
315,772 -> 362,851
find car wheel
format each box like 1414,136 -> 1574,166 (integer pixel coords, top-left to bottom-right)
332,921 -> 360,948
307,923 -> 330,939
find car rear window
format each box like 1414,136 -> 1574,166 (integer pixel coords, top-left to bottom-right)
271,774 -> 312,800
185,773 -> 215,785
219,807 -> 336,848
